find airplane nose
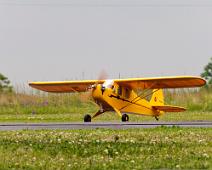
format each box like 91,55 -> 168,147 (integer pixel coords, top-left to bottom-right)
93,84 -> 106,99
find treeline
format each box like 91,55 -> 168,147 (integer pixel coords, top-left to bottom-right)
0,73 -> 13,93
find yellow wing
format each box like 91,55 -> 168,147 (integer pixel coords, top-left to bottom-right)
29,80 -> 104,93
29,76 -> 206,93
114,76 -> 206,89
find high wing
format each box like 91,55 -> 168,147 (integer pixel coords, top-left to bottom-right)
29,76 -> 206,93
114,76 -> 206,89
29,80 -> 104,93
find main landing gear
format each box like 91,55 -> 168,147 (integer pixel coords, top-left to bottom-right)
122,114 -> 129,122
84,110 -> 105,122
84,113 -> 130,122
84,114 -> 92,122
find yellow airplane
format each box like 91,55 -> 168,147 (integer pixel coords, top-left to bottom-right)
29,76 -> 206,122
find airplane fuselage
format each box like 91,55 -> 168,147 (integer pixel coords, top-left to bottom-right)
92,82 -> 161,117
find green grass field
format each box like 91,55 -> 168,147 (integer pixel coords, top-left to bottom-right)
0,111 -> 211,123
0,127 -> 211,170
0,88 -> 212,122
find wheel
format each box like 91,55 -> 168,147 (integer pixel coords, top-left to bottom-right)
84,114 -> 91,122
122,114 -> 129,122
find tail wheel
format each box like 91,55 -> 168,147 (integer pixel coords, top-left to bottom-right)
155,116 -> 159,121
84,114 -> 91,122
122,114 -> 129,122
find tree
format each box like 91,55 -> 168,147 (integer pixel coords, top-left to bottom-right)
0,73 -> 13,93
201,57 -> 212,84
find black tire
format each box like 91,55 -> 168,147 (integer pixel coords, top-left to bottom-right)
122,114 -> 129,122
84,114 -> 91,122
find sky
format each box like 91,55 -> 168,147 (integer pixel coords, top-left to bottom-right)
0,0 -> 212,86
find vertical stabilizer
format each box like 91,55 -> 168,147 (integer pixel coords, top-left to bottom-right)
150,89 -> 164,106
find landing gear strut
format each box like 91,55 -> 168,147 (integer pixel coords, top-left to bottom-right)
122,114 -> 129,122
84,114 -> 91,122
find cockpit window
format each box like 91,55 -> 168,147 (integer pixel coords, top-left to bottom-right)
125,88 -> 130,98
112,85 -> 116,93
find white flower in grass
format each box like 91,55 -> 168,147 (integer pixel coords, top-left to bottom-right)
131,160 -> 135,164
104,149 -> 109,154
130,139 -> 135,143
199,139 -> 206,144
203,153 -> 209,158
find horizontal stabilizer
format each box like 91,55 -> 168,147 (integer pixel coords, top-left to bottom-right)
152,105 -> 186,112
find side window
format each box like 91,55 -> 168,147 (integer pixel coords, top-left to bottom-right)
118,86 -> 122,96
112,85 -> 116,94
125,88 -> 130,98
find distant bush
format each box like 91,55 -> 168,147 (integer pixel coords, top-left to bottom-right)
0,73 -> 13,93
201,57 -> 212,85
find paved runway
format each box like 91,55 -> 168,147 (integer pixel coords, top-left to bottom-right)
0,121 -> 211,130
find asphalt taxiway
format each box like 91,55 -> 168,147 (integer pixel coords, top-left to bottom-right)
0,121 -> 211,130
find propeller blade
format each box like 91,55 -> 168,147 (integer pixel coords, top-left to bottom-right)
97,70 -> 108,81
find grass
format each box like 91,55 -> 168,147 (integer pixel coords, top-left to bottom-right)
0,111 -> 211,123
164,87 -> 212,112
0,92 -> 97,115
0,127 -> 211,169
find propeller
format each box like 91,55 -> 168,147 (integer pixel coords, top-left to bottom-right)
97,70 -> 108,82
79,70 -> 108,102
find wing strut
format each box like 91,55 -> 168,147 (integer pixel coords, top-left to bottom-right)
125,82 -> 157,105
119,82 -> 159,111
